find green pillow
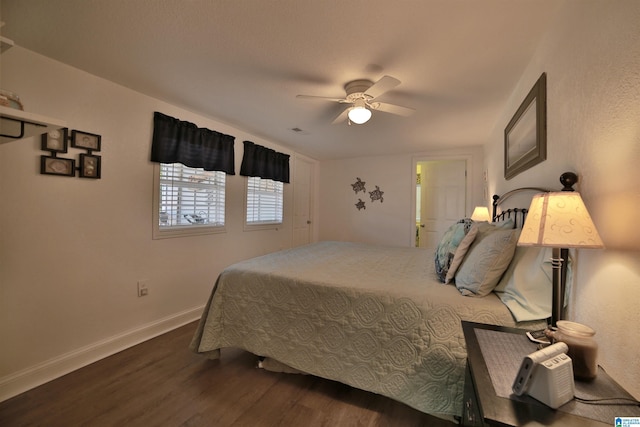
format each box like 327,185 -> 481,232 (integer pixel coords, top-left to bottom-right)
454,227 -> 519,296
434,218 -> 473,282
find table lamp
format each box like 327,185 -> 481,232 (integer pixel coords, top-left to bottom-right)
471,206 -> 491,222
517,172 -> 604,326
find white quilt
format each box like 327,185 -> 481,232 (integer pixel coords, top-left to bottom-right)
190,241 -> 545,417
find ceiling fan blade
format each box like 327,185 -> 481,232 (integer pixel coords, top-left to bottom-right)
296,94 -> 345,102
372,102 -> 415,116
364,75 -> 401,99
332,107 -> 351,124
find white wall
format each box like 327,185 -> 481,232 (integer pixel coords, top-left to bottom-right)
0,47 -> 314,400
485,1 -> 640,397
318,147 -> 484,247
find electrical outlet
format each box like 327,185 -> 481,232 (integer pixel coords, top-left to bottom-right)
137,280 -> 149,297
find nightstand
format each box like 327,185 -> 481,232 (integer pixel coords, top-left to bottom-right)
461,321 -> 640,427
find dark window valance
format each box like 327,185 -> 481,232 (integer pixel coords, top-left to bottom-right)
240,141 -> 290,183
150,112 -> 235,174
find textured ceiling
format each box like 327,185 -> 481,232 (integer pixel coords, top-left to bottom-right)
0,0 -> 558,160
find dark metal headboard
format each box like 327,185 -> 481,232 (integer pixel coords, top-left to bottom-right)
492,172 -> 578,228
490,171 -> 579,229
492,187 -> 550,228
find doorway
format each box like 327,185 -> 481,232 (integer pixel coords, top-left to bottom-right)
415,159 -> 467,250
292,156 -> 315,247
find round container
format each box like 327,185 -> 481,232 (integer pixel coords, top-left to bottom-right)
0,90 -> 24,110
550,320 -> 598,380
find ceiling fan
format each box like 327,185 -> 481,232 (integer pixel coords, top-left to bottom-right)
296,75 -> 415,125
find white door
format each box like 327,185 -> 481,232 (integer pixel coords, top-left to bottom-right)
418,160 -> 466,251
292,156 -> 314,247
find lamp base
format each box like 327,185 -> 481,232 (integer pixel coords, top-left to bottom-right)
551,247 -> 566,327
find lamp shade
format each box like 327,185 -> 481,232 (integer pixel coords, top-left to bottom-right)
470,206 -> 491,222
518,192 -> 604,248
348,99 -> 372,124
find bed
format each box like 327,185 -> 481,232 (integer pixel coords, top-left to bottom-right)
190,183 -> 558,419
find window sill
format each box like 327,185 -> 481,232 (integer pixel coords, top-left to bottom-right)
243,222 -> 282,232
153,225 -> 227,240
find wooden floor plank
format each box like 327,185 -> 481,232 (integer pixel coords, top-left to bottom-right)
0,322 -> 457,426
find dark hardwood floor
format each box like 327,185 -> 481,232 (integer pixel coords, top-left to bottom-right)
0,321 -> 458,426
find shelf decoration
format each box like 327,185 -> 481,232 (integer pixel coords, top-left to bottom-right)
40,127 -> 102,179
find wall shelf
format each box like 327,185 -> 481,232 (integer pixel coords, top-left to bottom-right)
0,106 -> 67,144
1,35 -> 14,53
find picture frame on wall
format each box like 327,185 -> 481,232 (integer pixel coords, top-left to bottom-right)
71,130 -> 101,151
40,156 -> 75,177
79,153 -> 101,179
504,73 -> 547,180
41,128 -> 68,153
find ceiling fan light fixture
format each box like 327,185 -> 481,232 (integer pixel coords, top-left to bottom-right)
348,99 -> 372,124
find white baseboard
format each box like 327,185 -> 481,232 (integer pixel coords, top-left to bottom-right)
0,305 -> 204,403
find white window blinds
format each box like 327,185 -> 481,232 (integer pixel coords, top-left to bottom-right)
159,163 -> 226,228
246,176 -> 283,225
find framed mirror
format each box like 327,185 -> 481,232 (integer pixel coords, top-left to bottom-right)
504,73 -> 547,180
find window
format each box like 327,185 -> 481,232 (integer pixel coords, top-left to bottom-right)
153,163 -> 226,238
245,176 -> 283,228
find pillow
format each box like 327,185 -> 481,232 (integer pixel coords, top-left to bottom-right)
434,218 -> 474,282
491,218 -> 515,229
444,224 -> 478,283
494,246 -> 573,322
454,226 -> 519,296
436,219 -> 512,284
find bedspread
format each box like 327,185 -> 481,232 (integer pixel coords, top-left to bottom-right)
190,241 -> 545,417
